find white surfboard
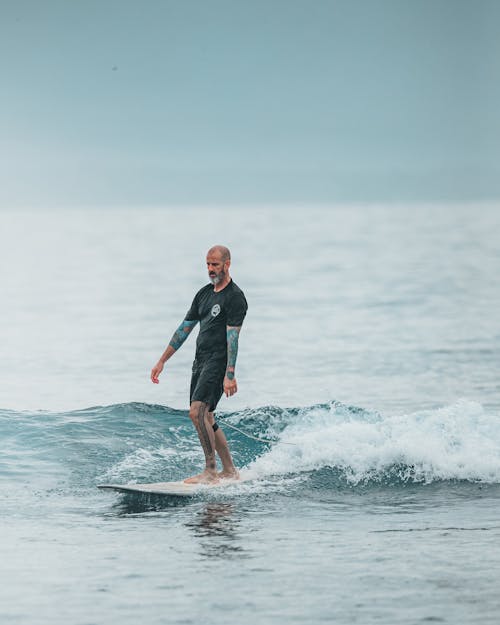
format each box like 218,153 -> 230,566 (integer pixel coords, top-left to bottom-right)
98,479 -> 240,497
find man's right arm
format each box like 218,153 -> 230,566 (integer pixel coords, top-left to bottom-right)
151,319 -> 197,384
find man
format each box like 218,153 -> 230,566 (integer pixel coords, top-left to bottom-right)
150,245 -> 248,484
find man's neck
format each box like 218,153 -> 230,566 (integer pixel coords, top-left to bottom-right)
213,275 -> 231,292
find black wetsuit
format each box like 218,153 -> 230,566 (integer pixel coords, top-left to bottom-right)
185,279 -> 248,411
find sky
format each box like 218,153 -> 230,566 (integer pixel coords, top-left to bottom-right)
1,0 -> 499,207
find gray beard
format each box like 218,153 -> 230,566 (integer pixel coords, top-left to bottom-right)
209,271 -> 225,285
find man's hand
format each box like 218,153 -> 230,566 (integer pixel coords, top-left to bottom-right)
224,375 -> 238,397
151,361 -> 164,384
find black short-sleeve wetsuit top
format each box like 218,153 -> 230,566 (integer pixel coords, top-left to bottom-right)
185,279 -> 248,360
185,280 -> 247,411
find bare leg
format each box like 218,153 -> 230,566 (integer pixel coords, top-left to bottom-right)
185,401 -> 219,484
208,412 -> 239,480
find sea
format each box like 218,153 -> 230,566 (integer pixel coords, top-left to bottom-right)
1,203 -> 500,625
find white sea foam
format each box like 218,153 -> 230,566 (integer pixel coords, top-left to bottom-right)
244,400 -> 500,484
102,446 -> 198,482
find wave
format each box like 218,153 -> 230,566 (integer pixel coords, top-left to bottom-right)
241,400 -> 500,485
1,399 -> 500,488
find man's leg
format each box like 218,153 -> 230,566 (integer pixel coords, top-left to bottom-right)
208,412 -> 239,479
185,400 -> 218,483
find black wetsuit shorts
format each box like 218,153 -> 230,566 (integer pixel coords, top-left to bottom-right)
189,354 -> 227,412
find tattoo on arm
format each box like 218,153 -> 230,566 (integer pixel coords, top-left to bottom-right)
226,326 -> 241,380
168,319 -> 197,351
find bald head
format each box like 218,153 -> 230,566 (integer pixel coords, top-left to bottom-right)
207,245 -> 231,263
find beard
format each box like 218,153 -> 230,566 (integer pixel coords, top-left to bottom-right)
209,269 -> 225,285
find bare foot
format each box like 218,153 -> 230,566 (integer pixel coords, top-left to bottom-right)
218,469 -> 240,481
184,470 -> 219,484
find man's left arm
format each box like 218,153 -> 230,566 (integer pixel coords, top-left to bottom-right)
224,325 -> 241,397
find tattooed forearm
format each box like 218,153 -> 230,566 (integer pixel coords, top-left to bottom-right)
168,319 -> 197,351
226,326 -> 241,380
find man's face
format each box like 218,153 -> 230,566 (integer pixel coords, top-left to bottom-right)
206,253 -> 227,285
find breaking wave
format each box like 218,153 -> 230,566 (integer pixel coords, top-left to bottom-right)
2,399 -> 500,492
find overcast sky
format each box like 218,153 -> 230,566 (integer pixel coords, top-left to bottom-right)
1,0 -> 499,207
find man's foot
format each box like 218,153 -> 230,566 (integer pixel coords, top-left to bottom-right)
217,469 -> 240,480
184,470 -> 219,484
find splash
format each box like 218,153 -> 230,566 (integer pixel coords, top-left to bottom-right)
242,400 -> 500,484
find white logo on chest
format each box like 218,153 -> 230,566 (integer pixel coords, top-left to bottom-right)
211,304 -> 221,317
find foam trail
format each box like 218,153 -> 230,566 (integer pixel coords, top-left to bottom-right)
244,400 -> 500,484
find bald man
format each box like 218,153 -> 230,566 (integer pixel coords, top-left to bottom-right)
151,246 -> 248,484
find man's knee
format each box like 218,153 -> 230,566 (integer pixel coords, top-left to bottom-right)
189,401 -> 209,423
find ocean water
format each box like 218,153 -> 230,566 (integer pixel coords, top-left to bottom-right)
1,204 -> 500,624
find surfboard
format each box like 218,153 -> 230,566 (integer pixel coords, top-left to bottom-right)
98,479 -> 239,497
